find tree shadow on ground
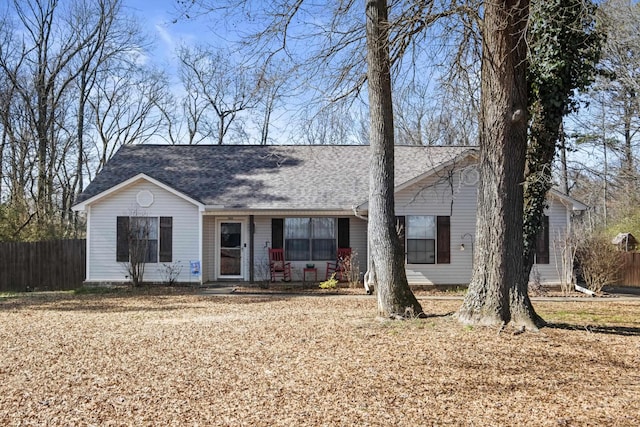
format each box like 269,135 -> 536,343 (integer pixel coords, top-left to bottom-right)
0,287 -> 207,313
421,311 -> 456,319
545,322 -> 640,337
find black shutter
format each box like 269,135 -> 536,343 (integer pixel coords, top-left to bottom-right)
272,218 -> 284,249
337,218 -> 350,248
116,216 -> 130,262
436,216 -> 450,264
395,216 -> 406,261
535,216 -> 550,264
159,217 -> 173,262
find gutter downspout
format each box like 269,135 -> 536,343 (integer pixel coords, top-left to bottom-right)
249,215 -> 255,282
353,206 -> 374,294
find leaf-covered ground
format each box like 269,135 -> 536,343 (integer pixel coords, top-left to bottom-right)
1,289 -> 639,426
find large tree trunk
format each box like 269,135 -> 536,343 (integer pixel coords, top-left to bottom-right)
458,0 -> 529,327
365,0 -> 422,318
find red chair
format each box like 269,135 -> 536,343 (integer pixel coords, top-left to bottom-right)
268,248 -> 291,282
325,248 -> 352,281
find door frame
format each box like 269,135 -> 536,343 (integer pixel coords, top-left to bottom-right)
215,218 -> 248,280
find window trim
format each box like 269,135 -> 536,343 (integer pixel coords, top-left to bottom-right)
401,215 -> 450,265
284,217 -> 337,261
116,216 -> 172,264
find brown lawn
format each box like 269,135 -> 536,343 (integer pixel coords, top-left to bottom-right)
1,288 -> 639,426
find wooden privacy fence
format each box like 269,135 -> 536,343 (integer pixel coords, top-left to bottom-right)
618,252 -> 640,287
0,239 -> 86,292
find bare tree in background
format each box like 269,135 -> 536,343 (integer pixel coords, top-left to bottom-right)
254,61 -> 290,145
394,79 -> 478,146
588,0 -> 640,217
177,44 -> 257,145
299,103 -> 358,145
69,0 -> 148,200
0,0 -> 151,239
90,65 -> 165,172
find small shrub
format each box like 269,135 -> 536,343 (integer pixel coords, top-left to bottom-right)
319,273 -> 338,289
159,261 -> 183,285
341,249 -> 361,288
575,234 -> 623,293
254,257 -> 271,289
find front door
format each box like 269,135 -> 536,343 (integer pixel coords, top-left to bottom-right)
219,221 -> 244,279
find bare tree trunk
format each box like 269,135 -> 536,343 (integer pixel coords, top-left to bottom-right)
365,0 -> 422,318
458,0 -> 529,327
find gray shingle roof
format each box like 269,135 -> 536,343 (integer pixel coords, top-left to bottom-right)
76,144 -> 477,210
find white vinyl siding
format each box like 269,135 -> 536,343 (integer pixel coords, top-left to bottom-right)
86,180 -> 200,283
395,165 -> 478,285
202,216 -> 215,282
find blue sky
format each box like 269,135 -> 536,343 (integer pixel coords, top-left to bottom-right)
123,0 -> 200,68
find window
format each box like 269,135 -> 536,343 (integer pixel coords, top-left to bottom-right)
117,216 -> 172,263
284,218 -> 336,261
407,216 -> 436,263
133,217 -> 158,263
534,216 -> 549,264
402,215 -> 450,264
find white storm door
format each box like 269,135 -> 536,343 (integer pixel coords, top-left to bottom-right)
218,221 -> 244,279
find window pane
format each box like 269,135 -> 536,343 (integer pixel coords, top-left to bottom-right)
312,218 -> 336,238
285,239 -> 309,261
285,218 -> 310,238
145,240 -> 158,263
221,223 -> 241,248
312,239 -> 336,261
407,239 -> 435,264
132,217 -> 158,239
131,217 -> 158,263
407,216 -> 435,239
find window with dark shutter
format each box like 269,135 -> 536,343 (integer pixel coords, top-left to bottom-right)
116,216 -> 130,262
272,218 -> 284,249
535,215 -> 549,264
159,217 -> 173,262
405,215 -> 450,264
284,218 -> 336,261
436,216 -> 451,264
338,218 -> 350,248
117,216 -> 170,263
395,216 -> 406,261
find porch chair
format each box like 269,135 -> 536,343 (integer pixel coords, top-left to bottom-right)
325,247 -> 352,281
268,248 -> 292,282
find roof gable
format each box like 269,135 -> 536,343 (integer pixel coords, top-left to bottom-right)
72,173 -> 205,211
548,189 -> 588,211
